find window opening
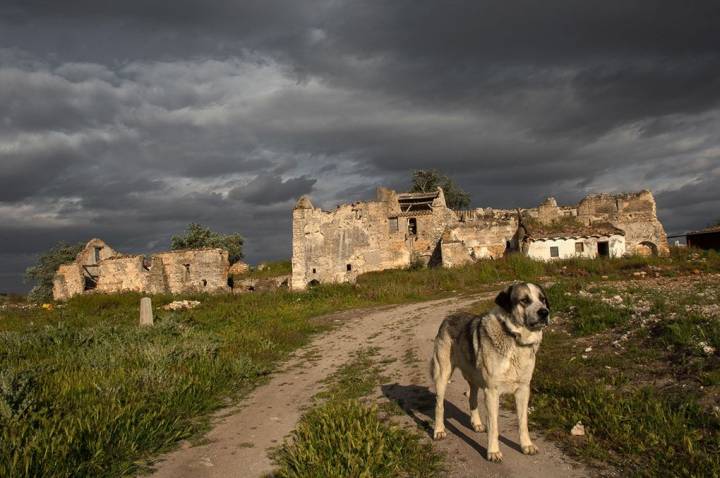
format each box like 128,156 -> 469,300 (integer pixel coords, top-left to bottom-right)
408,218 -> 418,235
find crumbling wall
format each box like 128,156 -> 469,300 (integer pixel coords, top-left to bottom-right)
442,209 -> 518,264
95,255 -> 166,295
53,239 -> 231,300
576,190 -> 669,255
154,248 -> 230,294
52,263 -> 85,301
76,238 -> 118,266
292,188 -> 456,290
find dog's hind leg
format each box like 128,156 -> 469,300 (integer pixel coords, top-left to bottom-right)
515,385 -> 538,455
484,387 -> 502,462
432,354 -> 452,440
468,382 -> 485,432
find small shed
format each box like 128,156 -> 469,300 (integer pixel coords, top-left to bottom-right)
686,225 -> 720,251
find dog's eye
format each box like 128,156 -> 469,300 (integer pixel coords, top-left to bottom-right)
521,297 -> 532,305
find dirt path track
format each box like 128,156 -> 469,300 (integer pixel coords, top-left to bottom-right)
150,295 -> 588,478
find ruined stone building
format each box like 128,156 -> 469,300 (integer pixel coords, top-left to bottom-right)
291,188 -> 669,290
53,239 -> 230,301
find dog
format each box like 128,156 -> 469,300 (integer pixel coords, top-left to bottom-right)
430,282 -> 550,462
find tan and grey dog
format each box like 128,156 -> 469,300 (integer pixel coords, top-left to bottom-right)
430,282 -> 550,462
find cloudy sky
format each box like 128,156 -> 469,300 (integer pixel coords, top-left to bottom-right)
1,1 -> 719,292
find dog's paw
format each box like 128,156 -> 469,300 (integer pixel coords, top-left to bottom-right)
471,422 -> 485,433
487,450 -> 503,462
522,444 -> 539,455
433,429 -> 447,440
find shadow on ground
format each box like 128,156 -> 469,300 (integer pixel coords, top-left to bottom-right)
381,383 -> 525,457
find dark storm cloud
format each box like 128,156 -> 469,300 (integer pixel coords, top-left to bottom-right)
228,174 -> 316,205
1,1 -> 720,292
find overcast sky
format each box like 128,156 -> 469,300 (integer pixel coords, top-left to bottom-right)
1,1 -> 719,292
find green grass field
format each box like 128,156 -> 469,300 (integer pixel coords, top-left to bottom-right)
1,248 -> 719,477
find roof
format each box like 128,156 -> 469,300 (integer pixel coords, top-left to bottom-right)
525,221 -> 624,240
397,190 -> 440,213
687,225 -> 720,236
397,191 -> 440,201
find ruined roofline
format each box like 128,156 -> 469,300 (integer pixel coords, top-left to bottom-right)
154,247 -> 228,255
100,254 -> 144,261
528,231 -> 625,241
397,191 -> 440,200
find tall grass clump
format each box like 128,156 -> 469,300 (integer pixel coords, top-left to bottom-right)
273,400 -> 441,478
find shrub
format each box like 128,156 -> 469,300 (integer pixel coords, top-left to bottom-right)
171,223 -> 244,264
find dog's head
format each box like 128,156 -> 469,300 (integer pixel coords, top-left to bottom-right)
494,282 -> 550,331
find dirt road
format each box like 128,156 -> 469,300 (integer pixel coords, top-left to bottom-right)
149,295 -> 588,478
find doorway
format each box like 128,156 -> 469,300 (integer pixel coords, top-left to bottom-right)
597,241 -> 609,257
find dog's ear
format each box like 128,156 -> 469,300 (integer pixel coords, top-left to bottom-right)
495,285 -> 514,313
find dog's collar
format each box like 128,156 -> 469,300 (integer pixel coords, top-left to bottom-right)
499,315 -> 542,346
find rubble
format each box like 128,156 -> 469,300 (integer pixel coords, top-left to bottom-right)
571,422 -> 586,436
162,300 -> 201,311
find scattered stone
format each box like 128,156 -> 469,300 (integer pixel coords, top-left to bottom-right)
601,275 -> 609,280
162,300 -> 201,311
571,422 -> 585,436
228,261 -> 250,276
632,271 -> 647,277
699,341 -> 716,356
584,346 -> 593,353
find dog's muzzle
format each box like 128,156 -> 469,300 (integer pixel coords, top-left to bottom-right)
527,308 -> 550,329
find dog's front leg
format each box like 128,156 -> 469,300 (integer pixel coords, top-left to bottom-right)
484,387 -> 502,462
515,385 -> 538,455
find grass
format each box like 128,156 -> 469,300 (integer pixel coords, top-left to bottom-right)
530,280 -> 720,477
240,260 -> 293,279
2,247 -> 720,476
272,401 -> 441,478
273,348 -> 443,478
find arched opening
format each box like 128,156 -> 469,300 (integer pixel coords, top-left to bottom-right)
308,279 -> 320,287
635,241 -> 658,257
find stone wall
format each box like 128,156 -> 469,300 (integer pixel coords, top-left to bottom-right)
575,190 -> 669,255
96,255 -> 166,295
52,240 -> 230,300
52,263 -> 85,301
153,248 -> 230,294
52,239 -> 120,301
443,209 -> 518,262
292,187 -> 456,290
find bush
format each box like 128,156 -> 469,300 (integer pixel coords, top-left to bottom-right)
171,223 -> 244,264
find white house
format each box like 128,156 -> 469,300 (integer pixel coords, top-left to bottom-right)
523,222 -> 626,261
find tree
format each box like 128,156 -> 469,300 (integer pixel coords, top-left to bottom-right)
171,223 -> 244,264
410,169 -> 471,209
25,241 -> 84,302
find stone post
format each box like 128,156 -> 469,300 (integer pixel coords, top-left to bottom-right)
139,297 -> 153,326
